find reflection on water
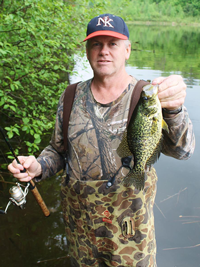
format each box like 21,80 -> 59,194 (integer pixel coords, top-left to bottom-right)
0,25 -> 200,267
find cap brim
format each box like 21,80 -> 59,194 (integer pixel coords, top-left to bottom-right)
83,30 -> 128,42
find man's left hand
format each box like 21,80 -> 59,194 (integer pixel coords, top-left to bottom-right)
152,75 -> 186,110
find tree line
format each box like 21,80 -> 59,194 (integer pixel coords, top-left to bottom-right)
109,0 -> 200,21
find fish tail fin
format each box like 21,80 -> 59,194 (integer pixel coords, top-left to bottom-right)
122,170 -> 146,190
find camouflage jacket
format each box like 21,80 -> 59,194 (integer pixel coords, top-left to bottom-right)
37,78 -> 195,267
37,78 -> 195,180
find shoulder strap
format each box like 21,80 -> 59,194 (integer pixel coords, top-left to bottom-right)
63,82 -> 79,151
127,80 -> 150,126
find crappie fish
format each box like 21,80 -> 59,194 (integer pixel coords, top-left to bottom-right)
117,84 -> 169,190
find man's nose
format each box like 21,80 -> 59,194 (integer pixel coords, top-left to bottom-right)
99,44 -> 109,55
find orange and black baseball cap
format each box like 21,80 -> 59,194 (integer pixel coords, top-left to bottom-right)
83,14 -> 129,42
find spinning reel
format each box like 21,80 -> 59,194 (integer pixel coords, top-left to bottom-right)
0,182 -> 29,214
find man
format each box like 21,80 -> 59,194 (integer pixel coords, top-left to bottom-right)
8,14 -> 195,267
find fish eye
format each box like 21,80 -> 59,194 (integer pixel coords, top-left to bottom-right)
142,96 -> 148,101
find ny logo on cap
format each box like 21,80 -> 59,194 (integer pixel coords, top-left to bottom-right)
96,16 -> 114,28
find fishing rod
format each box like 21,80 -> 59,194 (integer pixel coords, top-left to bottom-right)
0,127 -> 50,216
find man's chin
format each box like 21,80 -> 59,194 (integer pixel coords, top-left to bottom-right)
94,70 -> 114,78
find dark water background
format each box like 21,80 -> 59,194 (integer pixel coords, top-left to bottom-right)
0,25 -> 200,266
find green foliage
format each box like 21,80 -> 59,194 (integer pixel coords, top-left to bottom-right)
0,0 -> 107,154
181,0 -> 200,16
151,0 -> 200,16
108,0 -> 199,21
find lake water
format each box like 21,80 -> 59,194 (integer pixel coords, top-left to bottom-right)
0,25 -> 200,266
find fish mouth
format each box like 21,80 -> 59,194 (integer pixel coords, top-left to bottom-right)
143,84 -> 159,96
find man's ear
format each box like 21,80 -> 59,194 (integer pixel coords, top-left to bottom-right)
125,42 -> 131,60
86,40 -> 90,60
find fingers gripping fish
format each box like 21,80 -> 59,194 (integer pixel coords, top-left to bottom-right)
117,84 -> 169,190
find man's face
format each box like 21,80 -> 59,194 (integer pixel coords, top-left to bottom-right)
86,36 -> 131,79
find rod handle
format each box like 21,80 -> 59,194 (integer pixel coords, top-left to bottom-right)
29,180 -> 50,217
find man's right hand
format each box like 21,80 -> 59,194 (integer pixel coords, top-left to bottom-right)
8,156 -> 42,182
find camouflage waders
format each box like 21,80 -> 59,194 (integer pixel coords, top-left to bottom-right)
60,167 -> 157,267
